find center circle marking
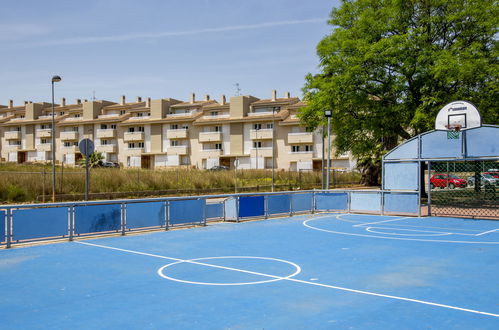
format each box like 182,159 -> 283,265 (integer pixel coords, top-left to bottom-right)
157,256 -> 301,286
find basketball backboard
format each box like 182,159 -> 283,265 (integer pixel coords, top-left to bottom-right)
435,101 -> 481,131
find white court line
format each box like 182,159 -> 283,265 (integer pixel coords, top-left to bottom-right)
303,217 -> 499,245
365,227 -> 452,237
353,217 -> 410,227
476,228 -> 499,236
361,225 -> 479,237
75,240 -> 499,318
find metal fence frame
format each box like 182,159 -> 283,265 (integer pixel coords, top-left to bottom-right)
1,189 -> 419,248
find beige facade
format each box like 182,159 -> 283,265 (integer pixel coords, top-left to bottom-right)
0,92 -> 356,171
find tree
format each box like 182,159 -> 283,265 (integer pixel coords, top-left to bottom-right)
301,0 -> 498,185
78,152 -> 104,168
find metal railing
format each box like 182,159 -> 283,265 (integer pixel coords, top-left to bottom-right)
0,189 -> 419,248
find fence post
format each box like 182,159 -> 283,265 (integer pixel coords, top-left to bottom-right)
42,170 -> 46,203
165,200 -> 170,230
264,195 -> 268,219
121,203 -> 127,235
289,193 -> 293,216
348,191 -> 352,213
202,198 -> 207,226
380,191 -> 385,216
312,191 -> 316,214
6,208 -> 12,248
236,196 -> 240,223
68,205 -> 75,241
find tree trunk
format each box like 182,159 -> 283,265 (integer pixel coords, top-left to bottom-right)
360,162 -> 381,186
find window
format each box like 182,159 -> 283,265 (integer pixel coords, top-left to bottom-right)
74,114 -> 81,118
305,145 -> 313,152
138,142 -> 144,148
214,126 -> 222,132
147,112 -> 151,116
171,140 -> 179,147
71,126 -> 78,132
100,124 -> 107,129
110,124 -> 117,130
266,123 -> 273,129
128,127 -> 135,132
292,145 -> 300,152
59,112 -> 65,116
253,141 -> 262,149
64,141 -> 71,147
128,143 -> 135,149
136,112 -> 143,117
211,111 -> 218,117
182,124 -> 188,130
170,124 -> 178,130
138,126 -> 145,132
253,123 -> 262,130
215,143 -> 222,150
40,124 -> 51,129
101,139 -> 109,145
14,127 -> 21,132
120,110 -> 126,115
41,138 -> 49,144
9,140 -> 21,146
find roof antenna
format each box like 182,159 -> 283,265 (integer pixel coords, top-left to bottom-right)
234,83 -> 241,96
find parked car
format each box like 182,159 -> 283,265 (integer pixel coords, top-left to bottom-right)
209,165 -> 230,171
483,170 -> 499,179
98,161 -> 120,168
430,174 -> 467,189
467,173 -> 499,187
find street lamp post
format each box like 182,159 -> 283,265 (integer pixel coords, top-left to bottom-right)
51,75 -> 61,202
271,108 -> 277,192
324,110 -> 332,190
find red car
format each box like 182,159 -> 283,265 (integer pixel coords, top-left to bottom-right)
430,174 -> 467,189
484,171 -> 499,179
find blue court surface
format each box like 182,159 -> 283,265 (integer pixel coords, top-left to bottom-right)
1,213 -> 498,329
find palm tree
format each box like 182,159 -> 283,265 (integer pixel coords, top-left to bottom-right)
78,152 -> 104,168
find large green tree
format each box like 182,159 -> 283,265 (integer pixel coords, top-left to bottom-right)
301,0 -> 498,185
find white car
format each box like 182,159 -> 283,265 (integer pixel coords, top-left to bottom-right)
467,174 -> 498,187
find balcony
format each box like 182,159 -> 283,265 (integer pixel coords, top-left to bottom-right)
60,131 -> 79,140
5,144 -> 21,151
96,144 -> 117,153
250,129 -> 273,140
4,131 -> 21,139
123,132 -> 144,142
201,149 -> 223,156
167,129 -> 188,139
97,114 -> 120,119
250,147 -> 273,157
38,144 -> 52,151
168,146 -> 189,155
96,129 -> 116,138
199,131 -> 222,142
288,151 -> 314,161
287,132 -> 313,144
61,145 -> 79,153
37,129 -> 52,138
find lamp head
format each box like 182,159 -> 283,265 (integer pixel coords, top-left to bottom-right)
51,75 -> 62,83
324,110 -> 332,118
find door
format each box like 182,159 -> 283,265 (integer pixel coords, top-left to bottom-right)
17,152 -> 26,164
141,155 -> 151,169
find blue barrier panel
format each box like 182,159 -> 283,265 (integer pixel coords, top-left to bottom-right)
206,203 -> 223,219
239,196 -> 265,218
224,198 -> 237,220
384,193 -> 419,214
466,126 -> 499,158
292,193 -> 313,213
383,162 -> 419,190
170,199 -> 205,225
421,130 -> 462,158
315,193 -> 348,211
0,210 -> 5,244
267,194 -> 290,215
126,202 -> 165,229
12,207 -> 68,241
384,137 -> 419,160
75,204 -> 121,235
350,192 -> 381,212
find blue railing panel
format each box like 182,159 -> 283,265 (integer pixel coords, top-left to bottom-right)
12,207 -> 68,241
206,203 -> 223,219
315,192 -> 348,211
267,194 -> 291,215
126,202 -> 165,229
239,196 -> 265,218
350,192 -> 382,212
224,197 -> 237,221
75,204 -> 121,235
384,193 -> 419,214
0,210 -> 5,244
292,193 -> 313,213
169,199 -> 205,225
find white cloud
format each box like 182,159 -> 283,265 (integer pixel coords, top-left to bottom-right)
21,18 -> 325,47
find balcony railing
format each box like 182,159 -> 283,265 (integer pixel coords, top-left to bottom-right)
60,131 -> 79,140
250,147 -> 273,157
199,131 -> 222,142
123,132 -> 145,141
287,132 -> 313,144
166,129 -> 188,139
248,111 -> 274,116
4,131 -> 21,139
96,144 -> 117,153
250,129 -> 273,140
168,146 -> 189,155
36,129 -> 52,138
38,144 -> 52,151
97,114 -> 120,119
61,145 -> 79,152
96,129 -> 116,138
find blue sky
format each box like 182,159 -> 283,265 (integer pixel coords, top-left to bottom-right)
1,0 -> 340,105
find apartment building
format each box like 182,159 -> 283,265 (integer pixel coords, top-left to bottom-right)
0,91 -> 356,171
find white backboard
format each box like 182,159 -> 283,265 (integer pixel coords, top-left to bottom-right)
435,101 -> 481,130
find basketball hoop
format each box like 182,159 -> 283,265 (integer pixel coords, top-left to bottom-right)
445,124 -> 462,132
